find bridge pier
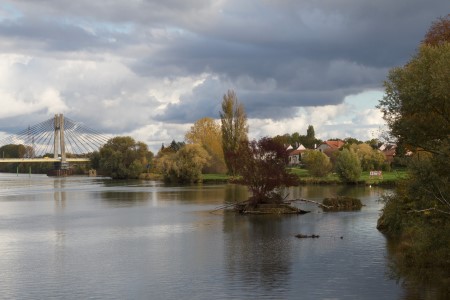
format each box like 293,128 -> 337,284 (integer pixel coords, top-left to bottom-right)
48,161 -> 72,176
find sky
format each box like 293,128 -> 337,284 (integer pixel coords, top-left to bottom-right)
0,0 -> 448,152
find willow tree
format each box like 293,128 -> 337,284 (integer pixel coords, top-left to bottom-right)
220,90 -> 248,176
157,144 -> 210,183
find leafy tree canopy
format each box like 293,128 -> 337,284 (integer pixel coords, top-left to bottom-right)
335,148 -> 362,183
302,150 -> 332,177
378,42 -> 450,154
185,117 -> 226,173
98,136 -> 153,179
157,144 -> 210,183
377,16 -> 450,276
349,143 -> 385,171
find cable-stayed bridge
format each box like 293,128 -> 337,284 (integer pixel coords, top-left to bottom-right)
0,114 -> 111,175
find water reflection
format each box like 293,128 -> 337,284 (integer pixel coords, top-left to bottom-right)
223,213 -> 292,295
385,237 -> 450,300
0,175 -> 445,299
53,178 -> 67,211
100,191 -> 151,207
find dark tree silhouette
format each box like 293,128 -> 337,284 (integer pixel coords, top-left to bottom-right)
232,137 -> 298,206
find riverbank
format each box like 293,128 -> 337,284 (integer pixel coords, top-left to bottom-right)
198,168 -> 407,186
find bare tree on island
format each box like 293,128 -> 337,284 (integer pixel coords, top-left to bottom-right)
220,90 -> 248,176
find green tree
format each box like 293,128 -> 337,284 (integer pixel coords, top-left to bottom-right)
0,144 -> 27,158
302,125 -> 315,148
350,143 -> 385,171
185,117 -> 226,173
335,148 -> 362,182
377,15 -> 450,279
220,90 -> 248,175
302,150 -> 332,177
98,136 -> 153,179
157,144 -> 210,183
378,45 -> 450,155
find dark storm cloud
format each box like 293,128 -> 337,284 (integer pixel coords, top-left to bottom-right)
135,0 -> 448,122
0,0 -> 448,127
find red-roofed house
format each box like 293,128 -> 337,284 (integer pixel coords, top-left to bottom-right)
288,144 -> 307,165
316,140 -> 344,157
379,144 -> 397,164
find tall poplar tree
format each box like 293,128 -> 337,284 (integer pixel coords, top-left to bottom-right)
220,90 -> 248,175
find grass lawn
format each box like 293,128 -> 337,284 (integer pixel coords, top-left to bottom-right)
201,173 -> 231,182
288,167 -> 408,185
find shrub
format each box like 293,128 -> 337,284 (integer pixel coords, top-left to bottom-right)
335,148 -> 362,182
302,150 -> 332,177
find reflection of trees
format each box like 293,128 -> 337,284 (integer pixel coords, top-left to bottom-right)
153,183 -> 248,205
385,237 -> 449,299
224,184 -> 248,203
223,213 -> 292,293
286,185 -> 378,202
101,191 -> 150,207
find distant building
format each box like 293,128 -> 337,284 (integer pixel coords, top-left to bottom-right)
316,140 -> 344,157
379,144 -> 397,163
288,144 -> 307,166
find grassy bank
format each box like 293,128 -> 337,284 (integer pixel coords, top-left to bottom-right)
198,169 -> 407,185
288,167 -> 407,186
142,168 -> 407,185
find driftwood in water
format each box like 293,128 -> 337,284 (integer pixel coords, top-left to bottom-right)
234,202 -> 309,215
286,198 -> 332,209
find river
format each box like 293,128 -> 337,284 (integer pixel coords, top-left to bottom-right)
0,174 -> 440,299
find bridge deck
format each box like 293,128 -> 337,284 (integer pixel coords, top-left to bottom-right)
0,158 -> 90,163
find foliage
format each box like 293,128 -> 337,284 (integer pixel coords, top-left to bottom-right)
0,144 -> 28,158
302,150 -> 332,177
378,43 -> 450,154
98,136 -> 153,179
168,140 -> 185,152
234,137 -> 299,205
273,126 -> 321,149
335,148 -> 362,182
322,196 -> 362,211
349,143 -> 385,171
304,125 -> 317,149
220,90 -> 248,176
185,117 -> 226,173
377,16 -> 450,279
343,137 -> 363,146
157,144 -> 210,183
422,14 -> 450,46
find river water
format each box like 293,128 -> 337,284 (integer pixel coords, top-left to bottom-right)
0,174 -> 437,299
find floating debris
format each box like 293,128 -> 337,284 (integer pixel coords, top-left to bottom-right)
295,234 -> 320,239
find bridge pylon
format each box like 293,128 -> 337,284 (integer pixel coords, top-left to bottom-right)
50,114 -> 70,176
